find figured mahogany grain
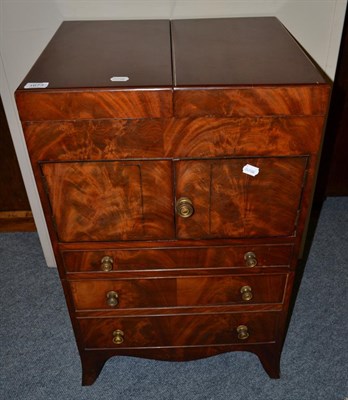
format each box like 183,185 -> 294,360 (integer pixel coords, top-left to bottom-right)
62,244 -> 293,273
175,157 -> 307,239
69,274 -> 287,310
41,161 -> 174,242
23,116 -> 325,162
14,17 -> 331,385
23,119 -> 167,161
165,116 -> 324,157
78,311 -> 279,348
174,86 -> 330,117
16,89 -> 172,121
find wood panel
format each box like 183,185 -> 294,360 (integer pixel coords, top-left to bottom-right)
78,311 -> 279,348
0,211 -> 35,232
175,157 -> 307,239
174,86 -> 330,117
171,18 -> 326,86
41,160 -> 174,242
16,89 -> 173,121
23,119 -> 167,161
69,274 -> 287,310
62,244 -> 293,273
23,116 -> 325,161
17,20 -> 173,90
165,116 -> 324,157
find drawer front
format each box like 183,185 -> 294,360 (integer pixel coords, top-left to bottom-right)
16,89 -> 173,121
175,157 -> 307,239
62,244 -> 293,273
70,274 -> 287,310
78,311 -> 279,348
23,116 -> 324,162
173,86 -> 330,118
41,160 -> 174,242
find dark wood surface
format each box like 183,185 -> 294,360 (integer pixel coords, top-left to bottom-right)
15,17 -> 331,385
0,97 -> 31,211
171,17 -> 326,86
174,86 -> 330,117
17,18 -> 327,91
41,156 -> 306,242
16,89 -> 173,121
0,97 -> 35,231
18,20 -> 172,89
41,161 -> 174,242
175,157 -> 307,239
79,342 -> 281,385
62,244 -> 293,273
70,274 -> 287,310
23,116 -> 325,161
78,311 -> 279,348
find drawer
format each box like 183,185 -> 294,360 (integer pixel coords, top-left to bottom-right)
23,116 -> 325,162
62,244 -> 293,273
69,274 -> 287,311
78,311 -> 279,348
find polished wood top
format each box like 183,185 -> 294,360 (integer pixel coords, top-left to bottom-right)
18,20 -> 172,90
171,17 -> 326,86
18,17 -> 327,92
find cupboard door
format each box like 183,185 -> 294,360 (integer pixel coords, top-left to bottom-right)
175,157 -> 307,239
42,160 -> 174,242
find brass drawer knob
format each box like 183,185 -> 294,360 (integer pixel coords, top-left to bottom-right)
101,256 -> 113,271
244,252 -> 257,268
237,325 -> 249,340
112,329 -> 124,345
176,197 -> 194,218
240,285 -> 253,301
106,291 -> 119,307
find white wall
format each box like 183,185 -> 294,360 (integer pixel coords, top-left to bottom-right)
0,0 -> 346,267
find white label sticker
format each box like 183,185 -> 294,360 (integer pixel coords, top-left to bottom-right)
24,82 -> 49,89
110,76 -> 129,82
243,164 -> 259,177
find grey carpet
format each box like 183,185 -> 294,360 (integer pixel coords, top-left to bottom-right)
1,197 -> 347,400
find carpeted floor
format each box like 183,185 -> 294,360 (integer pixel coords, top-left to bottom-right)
1,197 -> 347,400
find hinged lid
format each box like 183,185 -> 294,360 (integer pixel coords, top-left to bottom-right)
16,20 -> 173,120
171,17 -> 326,87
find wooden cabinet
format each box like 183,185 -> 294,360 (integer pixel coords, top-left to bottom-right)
15,18 -> 330,385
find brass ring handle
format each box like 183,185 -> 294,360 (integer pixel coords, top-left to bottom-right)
236,325 -> 249,340
240,285 -> 253,301
101,256 -> 113,272
112,329 -> 124,345
176,197 -> 194,218
106,291 -> 119,307
244,252 -> 257,268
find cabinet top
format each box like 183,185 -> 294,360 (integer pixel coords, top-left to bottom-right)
17,17 -> 326,92
18,20 -> 173,90
172,17 -> 326,86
